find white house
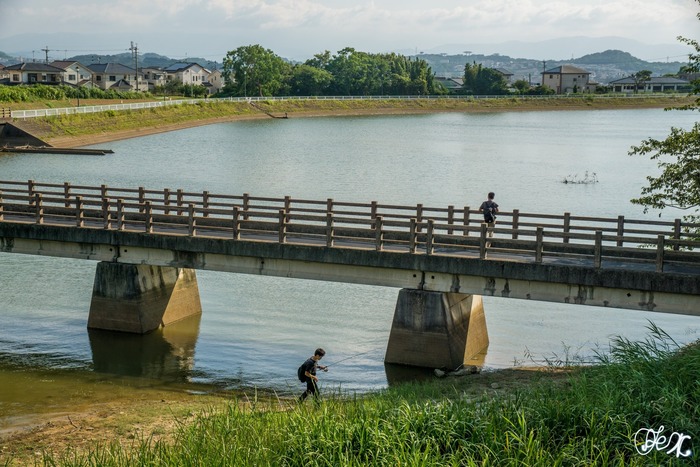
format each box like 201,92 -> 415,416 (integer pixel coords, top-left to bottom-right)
50,60 -> 92,86
87,62 -> 146,92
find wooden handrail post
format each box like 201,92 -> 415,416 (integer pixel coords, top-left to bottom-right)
138,187 -> 146,213
117,199 -> 125,230
35,193 -> 43,224
243,193 -> 250,220
512,209 -> 520,239
375,216 -> 384,251
409,218 -> 417,253
27,179 -> 36,206
416,203 -> 423,233
203,191 -> 210,218
188,203 -> 196,236
100,184 -> 107,200
176,189 -> 184,208
284,195 -> 291,223
563,212 -> 571,244
278,209 -> 287,244
616,215 -> 625,247
673,219 -> 681,251
145,201 -> 153,233
370,201 -> 378,229
63,182 -> 71,208
326,198 -> 333,215
232,206 -> 240,240
0,190 -> 4,221
447,205 -> 454,235
463,206 -> 470,236
102,197 -> 111,229
426,219 -> 435,255
655,234 -> 665,273
535,226 -> 543,263
594,230 -> 603,268
76,196 -> 84,227
479,223 -> 488,259
326,212 -> 334,247
164,188 -> 171,215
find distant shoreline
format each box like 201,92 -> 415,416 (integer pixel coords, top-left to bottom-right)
13,95 -> 691,148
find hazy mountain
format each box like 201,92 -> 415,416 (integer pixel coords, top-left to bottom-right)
410,36 -> 692,62
414,49 -> 687,84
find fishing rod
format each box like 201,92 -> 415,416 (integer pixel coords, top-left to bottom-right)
323,347 -> 379,369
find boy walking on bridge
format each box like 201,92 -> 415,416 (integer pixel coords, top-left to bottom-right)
480,192 -> 499,249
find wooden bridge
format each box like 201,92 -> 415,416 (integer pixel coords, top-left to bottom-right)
1,180 -> 699,369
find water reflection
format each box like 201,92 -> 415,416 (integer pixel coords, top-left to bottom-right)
88,314 -> 202,381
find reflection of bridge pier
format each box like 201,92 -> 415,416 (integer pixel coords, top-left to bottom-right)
88,312 -> 201,380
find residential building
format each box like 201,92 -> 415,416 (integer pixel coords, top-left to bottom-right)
434,76 -> 464,93
142,67 -> 167,91
50,60 -> 92,86
206,69 -> 225,94
87,62 -> 146,92
541,65 -> 592,94
4,62 -> 66,84
163,62 -> 210,86
494,68 -> 514,84
609,76 -> 691,93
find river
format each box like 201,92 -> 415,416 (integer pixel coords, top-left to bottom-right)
0,108 -> 698,397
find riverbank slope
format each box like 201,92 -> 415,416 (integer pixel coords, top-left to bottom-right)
7,95 -> 693,148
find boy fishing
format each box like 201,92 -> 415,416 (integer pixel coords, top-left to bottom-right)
298,348 -> 328,402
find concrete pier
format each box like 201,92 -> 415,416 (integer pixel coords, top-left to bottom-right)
385,289 -> 489,370
88,262 -> 202,333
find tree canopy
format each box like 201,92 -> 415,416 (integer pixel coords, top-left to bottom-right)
629,1 -> 700,239
220,46 -> 441,97
462,62 -> 509,95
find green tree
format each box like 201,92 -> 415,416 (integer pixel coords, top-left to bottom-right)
288,64 -> 333,96
631,69 -> 652,93
222,44 -> 289,97
462,62 -> 508,95
629,1 -> 700,240
512,79 -> 531,94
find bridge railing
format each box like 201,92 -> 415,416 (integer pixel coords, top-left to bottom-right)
1,180 -> 699,273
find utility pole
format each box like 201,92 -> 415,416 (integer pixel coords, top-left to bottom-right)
41,46 -> 50,64
130,41 -> 139,92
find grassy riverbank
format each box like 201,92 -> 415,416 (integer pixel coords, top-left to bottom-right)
5,326 -> 697,466
7,95 -> 694,148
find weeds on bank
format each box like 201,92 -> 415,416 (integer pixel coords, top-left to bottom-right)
25,323 -> 700,466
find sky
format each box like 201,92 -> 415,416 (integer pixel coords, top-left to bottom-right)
0,0 -> 697,62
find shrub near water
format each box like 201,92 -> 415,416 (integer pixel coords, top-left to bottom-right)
43,324 -> 698,466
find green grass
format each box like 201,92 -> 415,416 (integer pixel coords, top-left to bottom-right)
32,323 -> 698,466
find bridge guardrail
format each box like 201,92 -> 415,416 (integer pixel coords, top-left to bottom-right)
1,179 -> 699,273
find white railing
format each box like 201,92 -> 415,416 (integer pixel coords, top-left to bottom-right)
8,94 -> 687,119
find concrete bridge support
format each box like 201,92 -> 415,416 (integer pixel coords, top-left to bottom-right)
385,289 -> 489,370
88,262 -> 202,333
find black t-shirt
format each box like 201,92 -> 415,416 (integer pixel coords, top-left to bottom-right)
480,200 -> 499,221
301,357 -> 317,377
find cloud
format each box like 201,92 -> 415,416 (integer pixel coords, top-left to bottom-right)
0,0 -> 697,59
